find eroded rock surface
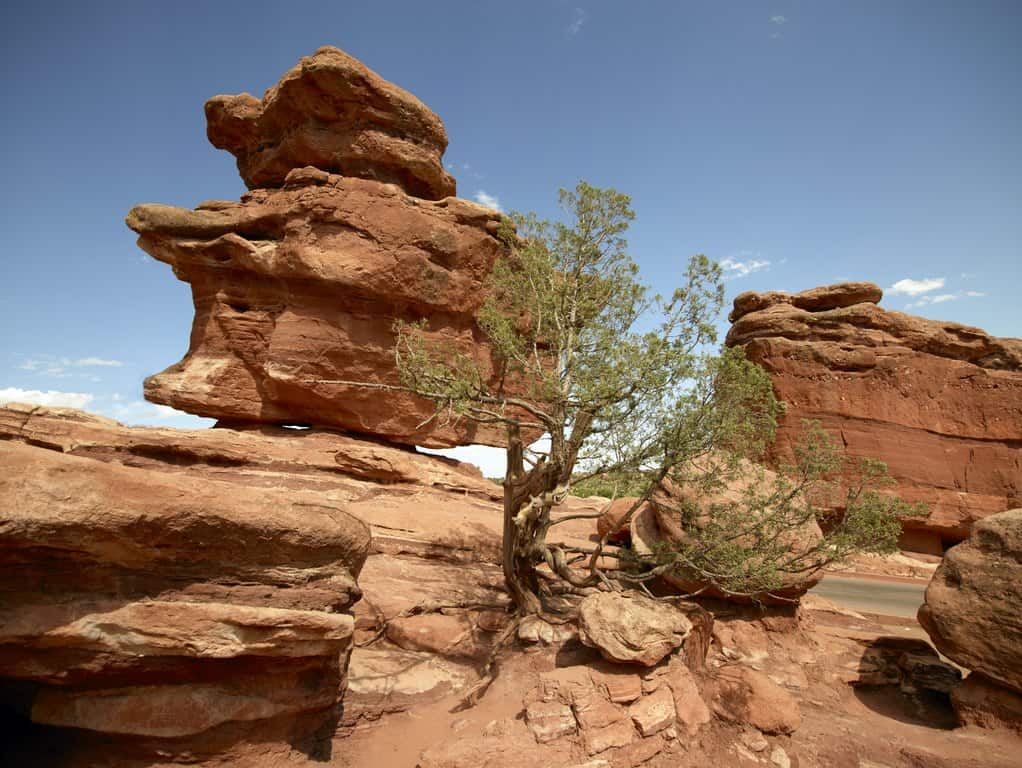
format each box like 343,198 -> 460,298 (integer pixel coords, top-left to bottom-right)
128,171 -> 514,447
206,46 -> 455,198
726,282 -> 1022,550
0,404 -> 376,761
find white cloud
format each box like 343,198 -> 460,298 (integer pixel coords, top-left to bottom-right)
473,190 -> 503,212
887,277 -> 945,296
770,15 -> 787,25
906,290 -> 986,308
568,7 -> 587,35
74,357 -> 123,367
719,254 -> 771,279
0,387 -> 95,409
16,355 -> 125,377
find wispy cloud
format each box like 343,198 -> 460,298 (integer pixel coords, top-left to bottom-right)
17,355 -> 125,378
887,277 -> 945,296
907,289 -> 986,308
568,7 -> 587,36
719,253 -> 771,280
770,15 -> 787,25
473,190 -> 503,212
73,357 -> 123,367
0,387 -> 95,409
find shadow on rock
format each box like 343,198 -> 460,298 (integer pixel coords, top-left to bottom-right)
850,635 -> 960,730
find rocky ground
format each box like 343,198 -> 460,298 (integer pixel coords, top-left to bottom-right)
337,549 -> 1021,768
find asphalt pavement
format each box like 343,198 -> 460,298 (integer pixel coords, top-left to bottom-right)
811,574 -> 927,619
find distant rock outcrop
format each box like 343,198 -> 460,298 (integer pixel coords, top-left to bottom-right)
918,508 -> 1022,729
206,46 -> 456,199
128,46 -> 522,448
726,282 -> 1022,552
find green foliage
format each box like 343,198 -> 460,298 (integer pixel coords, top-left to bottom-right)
570,470 -> 651,499
387,180 -> 916,608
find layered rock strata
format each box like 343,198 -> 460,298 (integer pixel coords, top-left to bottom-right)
130,46 -> 519,448
726,282 -> 1022,551
0,404 -> 377,762
918,508 -> 1022,730
129,169 -> 513,448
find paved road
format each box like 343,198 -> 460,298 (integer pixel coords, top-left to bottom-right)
811,575 -> 927,619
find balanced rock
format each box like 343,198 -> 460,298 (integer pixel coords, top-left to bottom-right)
206,46 -> 456,198
577,592 -> 693,667
128,170 -> 513,447
0,404 -> 373,761
726,283 -> 1022,551
918,509 -> 1022,694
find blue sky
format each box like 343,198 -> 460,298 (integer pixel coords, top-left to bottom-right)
1,1 -> 1019,474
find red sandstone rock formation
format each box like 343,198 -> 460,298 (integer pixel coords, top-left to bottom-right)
128,169 -> 514,448
918,508 -> 1022,727
0,403 -> 478,763
129,46 -> 522,448
726,282 -> 1022,552
206,46 -> 456,199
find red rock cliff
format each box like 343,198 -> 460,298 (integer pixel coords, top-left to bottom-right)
725,282 -> 1022,552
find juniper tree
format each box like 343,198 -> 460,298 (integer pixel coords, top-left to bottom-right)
335,181 -> 913,615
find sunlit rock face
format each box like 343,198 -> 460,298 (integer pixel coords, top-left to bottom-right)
128,45 -> 520,448
129,170 -> 511,448
726,282 -> 1022,551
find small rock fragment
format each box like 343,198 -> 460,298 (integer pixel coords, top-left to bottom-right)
525,701 -> 576,743
628,687 -> 676,737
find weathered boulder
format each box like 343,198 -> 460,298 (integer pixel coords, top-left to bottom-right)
918,509 -> 1022,695
709,666 -> 802,734
0,405 -> 374,761
726,283 -> 1022,550
128,170 -> 515,447
206,46 -> 455,199
648,456 -> 825,603
577,592 -> 693,667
